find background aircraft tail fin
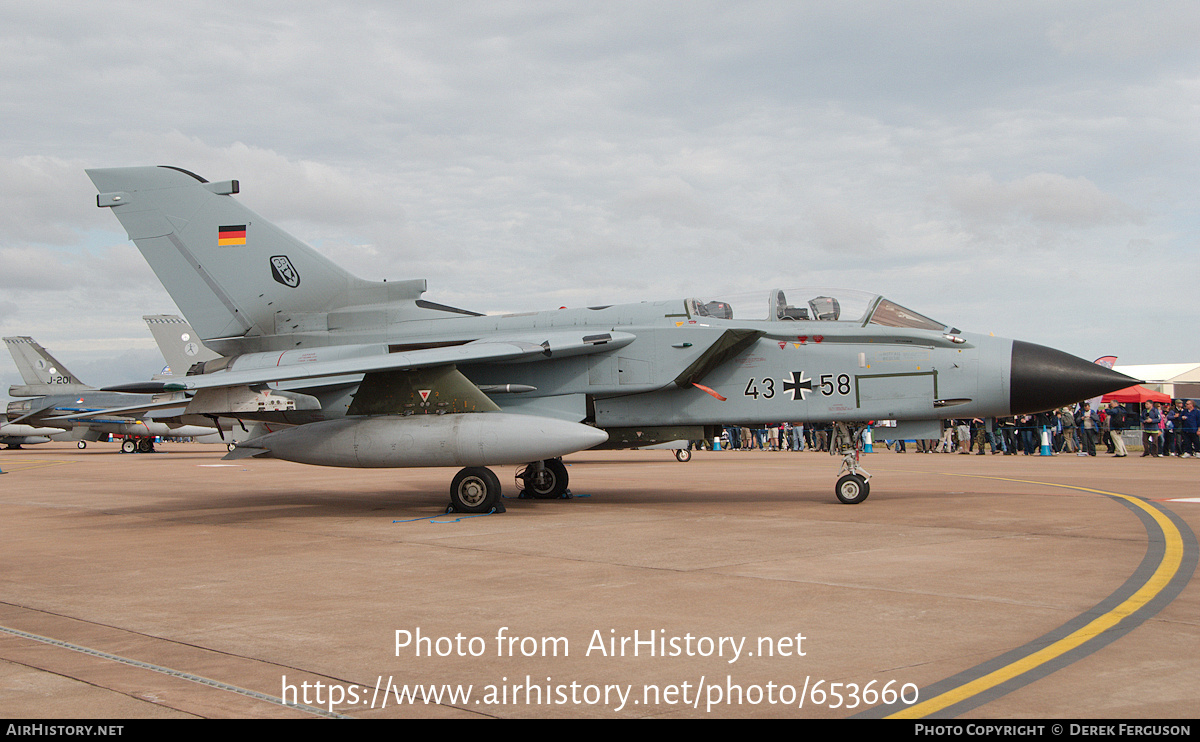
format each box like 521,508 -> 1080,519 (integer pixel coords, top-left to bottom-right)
3,336 -> 95,396
87,166 -> 427,348
144,314 -> 220,377
4,336 -> 90,386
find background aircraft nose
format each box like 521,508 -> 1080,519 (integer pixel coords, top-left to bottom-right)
1010,340 -> 1138,415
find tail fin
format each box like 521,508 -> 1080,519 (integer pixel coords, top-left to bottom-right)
4,336 -> 95,396
86,166 -> 427,349
144,314 -> 220,377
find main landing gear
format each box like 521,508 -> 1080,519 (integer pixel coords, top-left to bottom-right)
120,438 -> 157,454
516,458 -> 570,499
831,422 -> 871,504
448,467 -> 506,514
445,458 -> 572,514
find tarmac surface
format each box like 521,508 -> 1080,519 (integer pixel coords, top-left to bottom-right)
0,442 -> 1196,719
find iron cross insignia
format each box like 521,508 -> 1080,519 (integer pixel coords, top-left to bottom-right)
784,371 -> 812,401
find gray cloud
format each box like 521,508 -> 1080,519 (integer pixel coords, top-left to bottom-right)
946,172 -> 1143,230
2,1 -> 1198,399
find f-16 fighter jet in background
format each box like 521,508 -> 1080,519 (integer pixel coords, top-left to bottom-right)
4,335 -> 218,453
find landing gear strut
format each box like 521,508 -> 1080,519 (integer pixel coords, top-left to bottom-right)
831,422 -> 871,504
448,467 -> 505,513
516,458 -> 570,499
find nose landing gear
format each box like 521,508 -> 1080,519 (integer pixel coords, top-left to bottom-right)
831,422 -> 871,504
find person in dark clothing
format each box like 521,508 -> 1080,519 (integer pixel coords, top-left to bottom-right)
1180,400 -> 1200,457
1165,399 -> 1185,457
997,417 -> 1018,455
1106,402 -> 1128,457
1075,402 -> 1100,456
1142,401 -> 1161,457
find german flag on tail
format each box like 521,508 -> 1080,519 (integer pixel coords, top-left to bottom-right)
218,225 -> 246,246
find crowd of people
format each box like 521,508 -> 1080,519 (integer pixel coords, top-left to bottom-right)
702,399 -> 1200,458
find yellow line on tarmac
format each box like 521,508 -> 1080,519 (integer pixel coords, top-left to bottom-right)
889,475 -> 1184,719
0,459 -> 75,473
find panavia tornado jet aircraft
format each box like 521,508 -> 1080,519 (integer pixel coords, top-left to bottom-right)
4,336 -> 218,452
86,165 -> 1135,510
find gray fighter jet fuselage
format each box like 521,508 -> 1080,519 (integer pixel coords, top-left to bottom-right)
164,290 -> 1081,430
85,165 -> 1135,508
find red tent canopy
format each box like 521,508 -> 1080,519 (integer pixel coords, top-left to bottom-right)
1101,385 -> 1171,404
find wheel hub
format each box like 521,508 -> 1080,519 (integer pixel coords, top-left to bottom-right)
530,470 -> 554,493
458,477 -> 487,506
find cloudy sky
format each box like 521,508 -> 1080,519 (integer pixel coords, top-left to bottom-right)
2,1 -> 1198,396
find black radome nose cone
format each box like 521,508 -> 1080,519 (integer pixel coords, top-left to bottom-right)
1010,340 -> 1138,415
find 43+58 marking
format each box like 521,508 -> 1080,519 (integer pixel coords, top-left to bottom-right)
744,373 -> 851,401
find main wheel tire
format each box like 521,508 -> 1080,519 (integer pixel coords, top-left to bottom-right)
835,474 -> 870,504
121,439 -> 137,454
77,441 -> 87,449
522,458 -> 569,499
450,467 -> 501,513
674,448 -> 692,462
227,442 -> 236,452
137,439 -> 153,453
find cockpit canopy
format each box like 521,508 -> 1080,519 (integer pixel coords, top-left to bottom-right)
686,288 -> 949,331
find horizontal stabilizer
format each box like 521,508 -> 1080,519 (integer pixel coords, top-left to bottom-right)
43,397 -> 192,422
9,383 -> 95,398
